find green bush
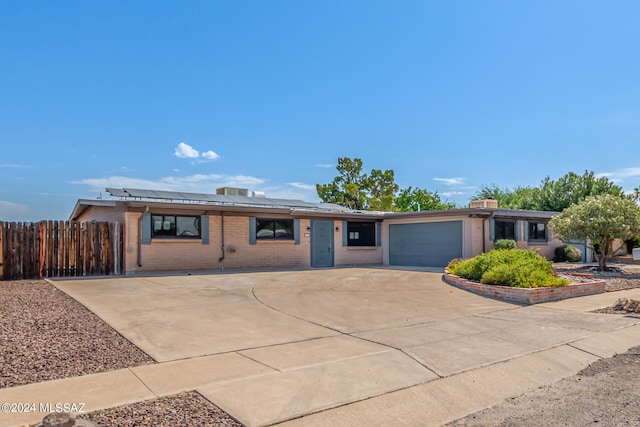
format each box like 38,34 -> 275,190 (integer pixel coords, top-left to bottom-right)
447,249 -> 569,288
494,239 -> 516,250
554,245 -> 582,263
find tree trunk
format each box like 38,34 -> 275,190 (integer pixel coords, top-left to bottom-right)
596,237 -> 613,271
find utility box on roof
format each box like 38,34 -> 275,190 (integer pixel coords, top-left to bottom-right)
216,187 -> 251,197
470,199 -> 498,208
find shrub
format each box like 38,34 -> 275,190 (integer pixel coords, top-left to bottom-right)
447,249 -> 569,288
494,239 -> 516,250
554,245 -> 582,263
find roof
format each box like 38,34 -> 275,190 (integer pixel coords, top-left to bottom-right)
70,188 -> 381,220
70,188 -> 558,221
383,207 -> 557,220
104,187 -> 350,211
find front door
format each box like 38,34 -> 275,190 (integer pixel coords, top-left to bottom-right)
311,220 -> 334,267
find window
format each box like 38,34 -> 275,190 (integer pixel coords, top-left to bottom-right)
528,221 -> 547,241
256,219 -> 294,240
347,221 -> 376,246
152,215 -> 201,238
494,220 -> 515,241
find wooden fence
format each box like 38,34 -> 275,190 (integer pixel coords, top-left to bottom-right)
0,221 -> 124,280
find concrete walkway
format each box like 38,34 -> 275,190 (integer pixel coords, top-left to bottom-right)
2,268 -> 640,427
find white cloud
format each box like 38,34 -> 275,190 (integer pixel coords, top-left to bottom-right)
288,182 -> 316,191
174,142 -> 200,158
0,201 -> 30,220
260,185 -> 319,202
442,191 -> 465,198
0,163 -> 32,168
595,172 -> 613,178
595,166 -> 640,192
174,142 -> 221,162
70,173 -> 327,203
596,167 -> 640,180
72,173 -> 266,194
433,177 -> 466,186
314,164 -> 334,168
201,150 -> 221,160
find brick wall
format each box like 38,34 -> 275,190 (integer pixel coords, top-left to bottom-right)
218,216 -> 311,269
127,214 -> 313,273
443,271 -> 606,304
335,247 -> 383,266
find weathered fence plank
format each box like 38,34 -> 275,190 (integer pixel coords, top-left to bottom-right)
0,221 -> 124,280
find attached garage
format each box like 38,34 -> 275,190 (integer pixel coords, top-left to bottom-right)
389,220 -> 462,267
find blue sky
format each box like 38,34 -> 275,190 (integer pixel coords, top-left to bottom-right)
1,1 -> 639,221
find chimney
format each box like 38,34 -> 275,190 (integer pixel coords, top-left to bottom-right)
469,198 -> 498,208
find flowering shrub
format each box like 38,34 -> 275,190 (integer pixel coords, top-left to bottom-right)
446,249 -> 569,288
548,194 -> 640,270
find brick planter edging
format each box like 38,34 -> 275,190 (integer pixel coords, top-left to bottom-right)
443,271 -> 606,305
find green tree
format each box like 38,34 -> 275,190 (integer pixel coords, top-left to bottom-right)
473,184 -> 539,210
548,194 -> 640,270
316,157 -> 397,210
533,170 -> 625,212
475,171 -> 626,212
395,187 -> 456,211
365,168 -> 399,211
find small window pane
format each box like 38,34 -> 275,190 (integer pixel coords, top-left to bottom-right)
152,215 -> 175,237
177,216 -> 200,237
256,219 -> 294,240
347,222 -> 375,246
495,220 -> 515,241
151,215 -> 200,239
529,222 -> 546,240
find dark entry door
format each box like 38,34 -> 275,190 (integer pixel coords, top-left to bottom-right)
311,220 -> 334,267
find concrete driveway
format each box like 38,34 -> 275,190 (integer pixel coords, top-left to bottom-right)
41,268 -> 640,426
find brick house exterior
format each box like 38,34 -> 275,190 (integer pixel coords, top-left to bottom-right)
70,189 -> 566,274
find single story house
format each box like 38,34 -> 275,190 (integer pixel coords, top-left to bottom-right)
69,188 -> 568,274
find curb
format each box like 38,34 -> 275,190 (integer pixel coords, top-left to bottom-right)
443,271 -> 606,304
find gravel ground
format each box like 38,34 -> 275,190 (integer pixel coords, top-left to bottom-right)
554,263 -> 640,292
0,280 -> 154,389
35,391 -> 244,427
447,345 -> 640,427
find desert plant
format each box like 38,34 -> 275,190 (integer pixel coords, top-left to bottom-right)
494,239 -> 516,250
554,244 -> 582,263
447,249 -> 569,288
549,194 -> 640,270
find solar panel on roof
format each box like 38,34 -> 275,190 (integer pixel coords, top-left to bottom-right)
105,187 -> 353,212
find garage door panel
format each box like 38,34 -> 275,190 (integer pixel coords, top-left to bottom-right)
389,221 -> 462,267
